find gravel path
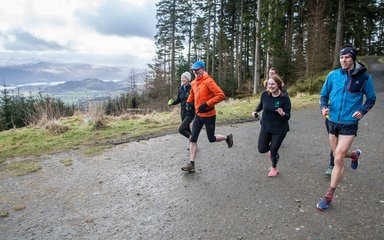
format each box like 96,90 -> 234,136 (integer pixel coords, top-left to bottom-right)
1,59 -> 383,240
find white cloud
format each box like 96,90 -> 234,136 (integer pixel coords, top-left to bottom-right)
0,0 -> 157,67
75,0 -> 156,38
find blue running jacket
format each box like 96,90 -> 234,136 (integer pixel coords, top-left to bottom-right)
320,62 -> 376,124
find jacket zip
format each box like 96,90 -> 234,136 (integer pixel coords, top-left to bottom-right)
338,72 -> 349,123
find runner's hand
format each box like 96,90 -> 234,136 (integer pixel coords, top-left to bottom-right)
321,107 -> 329,117
186,103 -> 193,111
276,108 -> 285,116
167,99 -> 174,106
198,103 -> 208,112
352,111 -> 363,119
252,112 -> 260,120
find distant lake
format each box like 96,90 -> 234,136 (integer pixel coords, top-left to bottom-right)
4,81 -> 65,89
3,79 -> 122,90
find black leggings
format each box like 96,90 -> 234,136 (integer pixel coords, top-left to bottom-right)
179,115 -> 194,138
325,118 -> 335,166
190,115 -> 216,143
258,131 -> 286,168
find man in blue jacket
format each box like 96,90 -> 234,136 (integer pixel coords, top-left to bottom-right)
317,44 -> 376,211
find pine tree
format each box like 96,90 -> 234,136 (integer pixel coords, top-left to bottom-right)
0,84 -> 14,130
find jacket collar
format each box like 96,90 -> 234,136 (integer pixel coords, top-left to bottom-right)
341,62 -> 367,76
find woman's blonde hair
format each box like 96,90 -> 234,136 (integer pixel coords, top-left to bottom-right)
269,74 -> 284,90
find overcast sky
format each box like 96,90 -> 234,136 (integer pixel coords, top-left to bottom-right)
0,0 -> 158,68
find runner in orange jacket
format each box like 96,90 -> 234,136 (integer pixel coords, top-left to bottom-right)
181,61 -> 234,173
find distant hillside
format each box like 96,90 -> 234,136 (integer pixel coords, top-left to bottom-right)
15,77 -> 140,104
0,61 -> 148,104
44,78 -> 126,94
0,61 -> 132,86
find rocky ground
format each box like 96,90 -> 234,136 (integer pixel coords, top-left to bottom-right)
1,59 -> 383,240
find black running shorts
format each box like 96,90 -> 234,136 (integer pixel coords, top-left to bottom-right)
327,120 -> 358,136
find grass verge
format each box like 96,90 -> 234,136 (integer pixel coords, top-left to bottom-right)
0,93 -> 319,162
0,160 -> 41,180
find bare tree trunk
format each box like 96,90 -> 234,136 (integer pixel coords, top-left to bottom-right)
170,2 -> 177,96
218,2 -> 224,84
237,0 -> 244,90
379,17 -> 384,54
253,0 -> 261,95
305,0 -> 329,90
206,0 -> 212,71
230,4 -> 236,88
163,50 -> 169,95
333,0 -> 344,68
286,0 -> 293,62
265,0 -> 273,78
211,0 -> 217,76
171,33 -> 176,95
187,9 -> 193,67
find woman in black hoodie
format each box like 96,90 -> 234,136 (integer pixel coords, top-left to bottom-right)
252,74 -> 291,177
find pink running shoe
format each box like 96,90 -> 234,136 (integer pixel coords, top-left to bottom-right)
268,167 -> 279,177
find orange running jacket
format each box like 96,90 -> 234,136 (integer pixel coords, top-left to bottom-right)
187,72 -> 225,118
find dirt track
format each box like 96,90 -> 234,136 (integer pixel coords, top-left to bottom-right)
1,59 -> 383,239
